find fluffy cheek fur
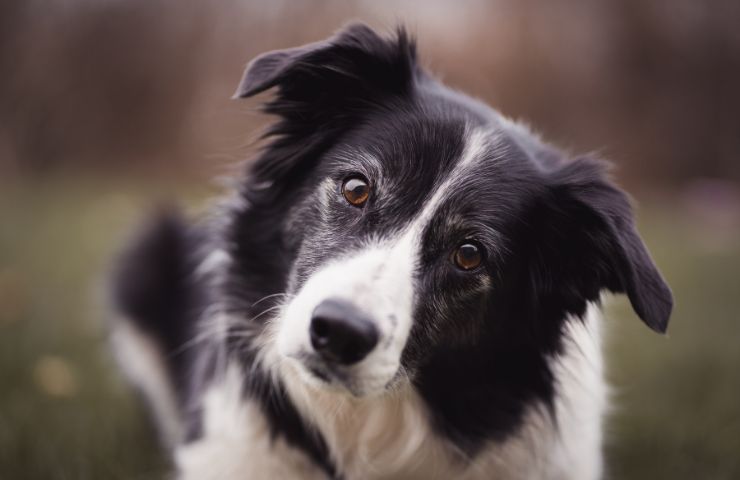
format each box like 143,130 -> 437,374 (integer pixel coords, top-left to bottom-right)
274,233 -> 418,396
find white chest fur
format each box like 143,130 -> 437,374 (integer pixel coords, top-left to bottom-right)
176,305 -> 606,480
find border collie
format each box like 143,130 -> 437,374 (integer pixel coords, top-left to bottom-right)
110,24 -> 673,480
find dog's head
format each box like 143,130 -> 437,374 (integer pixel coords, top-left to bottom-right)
230,24 -> 672,399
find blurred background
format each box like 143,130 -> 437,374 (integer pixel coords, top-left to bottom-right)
1,0 -> 738,478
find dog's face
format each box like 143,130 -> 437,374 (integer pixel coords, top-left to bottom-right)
231,25 -> 672,401
277,116 -> 509,395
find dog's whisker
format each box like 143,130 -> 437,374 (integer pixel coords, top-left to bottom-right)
249,304 -> 284,324
251,292 -> 292,308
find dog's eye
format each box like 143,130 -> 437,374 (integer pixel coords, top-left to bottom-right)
342,176 -> 370,207
453,242 -> 483,271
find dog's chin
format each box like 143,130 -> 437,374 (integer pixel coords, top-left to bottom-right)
285,356 -> 398,398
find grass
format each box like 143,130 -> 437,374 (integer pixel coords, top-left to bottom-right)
605,205 -> 740,479
1,175 -> 738,479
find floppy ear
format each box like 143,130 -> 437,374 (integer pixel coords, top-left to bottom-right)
233,23 -> 418,201
234,22 -> 416,99
534,157 -> 673,333
233,39 -> 333,99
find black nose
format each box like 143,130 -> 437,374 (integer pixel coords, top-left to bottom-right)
310,299 -> 379,365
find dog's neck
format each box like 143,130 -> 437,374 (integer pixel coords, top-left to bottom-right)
279,363 -> 463,479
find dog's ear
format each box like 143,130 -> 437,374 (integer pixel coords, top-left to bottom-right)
532,157 -> 673,333
234,23 -> 416,100
233,24 -> 418,202
233,36 -> 340,99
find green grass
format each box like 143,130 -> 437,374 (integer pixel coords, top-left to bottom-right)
1,176 -> 738,479
605,207 -> 740,479
0,176 -> 211,479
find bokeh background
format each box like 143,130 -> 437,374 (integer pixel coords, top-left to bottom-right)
1,1 -> 739,478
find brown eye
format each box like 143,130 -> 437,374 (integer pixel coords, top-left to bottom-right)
342,176 -> 370,207
453,242 -> 483,271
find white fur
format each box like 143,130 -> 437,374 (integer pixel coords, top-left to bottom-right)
110,318 -> 183,447
547,306 -> 606,478
194,248 -> 231,279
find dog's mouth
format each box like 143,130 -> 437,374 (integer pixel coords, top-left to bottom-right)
286,351 -> 401,397
305,363 -> 332,383
302,356 -> 339,384
292,353 -> 359,392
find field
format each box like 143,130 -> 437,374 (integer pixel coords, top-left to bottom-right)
1,175 -> 738,479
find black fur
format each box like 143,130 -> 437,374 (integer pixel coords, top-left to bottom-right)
111,23 -> 673,477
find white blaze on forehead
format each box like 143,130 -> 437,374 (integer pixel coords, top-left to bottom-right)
274,127 -> 492,395
406,128 -> 490,239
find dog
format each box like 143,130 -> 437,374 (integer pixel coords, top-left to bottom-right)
109,24 -> 673,480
